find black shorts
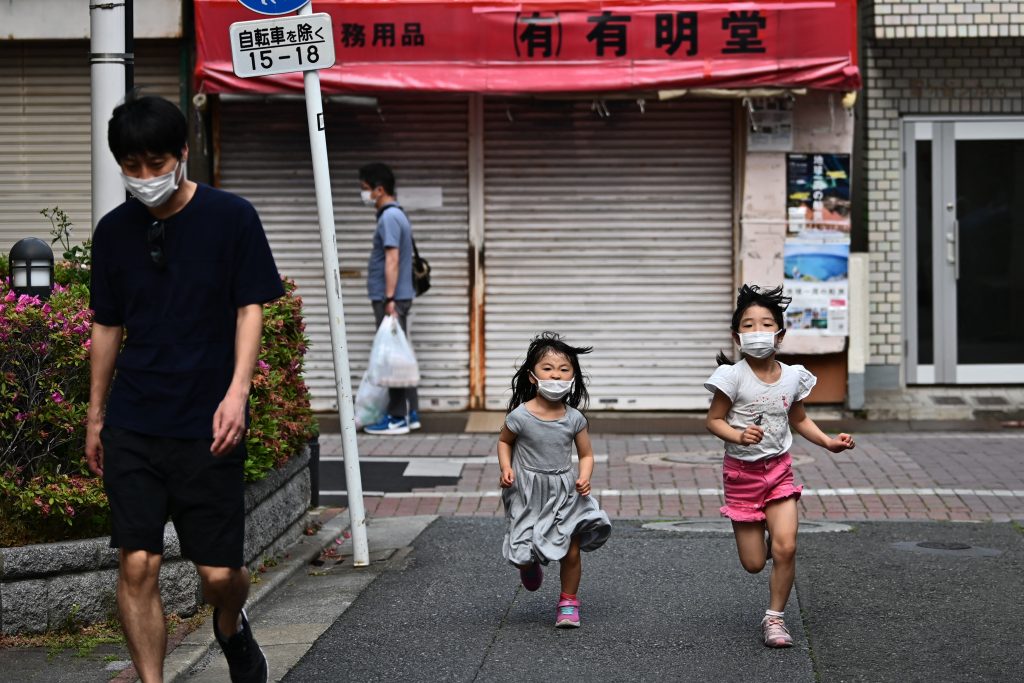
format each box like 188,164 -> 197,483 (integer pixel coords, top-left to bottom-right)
101,425 -> 245,568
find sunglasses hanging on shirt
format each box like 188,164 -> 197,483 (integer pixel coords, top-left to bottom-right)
147,220 -> 166,270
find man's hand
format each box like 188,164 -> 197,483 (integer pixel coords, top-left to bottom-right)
211,392 -> 247,456
575,477 -> 591,496
385,300 -> 396,316
85,412 -> 104,476
500,467 -> 515,488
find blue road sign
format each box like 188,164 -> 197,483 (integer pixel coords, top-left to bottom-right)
238,0 -> 311,16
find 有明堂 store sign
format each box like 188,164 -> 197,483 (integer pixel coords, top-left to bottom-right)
195,0 -> 861,94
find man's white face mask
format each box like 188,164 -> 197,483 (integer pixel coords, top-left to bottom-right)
360,189 -> 375,206
122,161 -> 184,208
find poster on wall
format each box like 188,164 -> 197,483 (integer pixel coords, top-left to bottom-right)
783,240 -> 849,336
747,98 -> 794,152
786,153 -> 851,239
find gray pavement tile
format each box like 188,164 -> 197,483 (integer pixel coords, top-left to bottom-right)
0,644 -> 131,683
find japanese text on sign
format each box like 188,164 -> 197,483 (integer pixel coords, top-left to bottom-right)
230,13 -> 336,78
337,10 -> 770,60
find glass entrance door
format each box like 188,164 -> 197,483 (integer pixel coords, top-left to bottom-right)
903,119 -> 1024,384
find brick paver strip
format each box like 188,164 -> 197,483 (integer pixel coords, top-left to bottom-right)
320,431 -> 1024,522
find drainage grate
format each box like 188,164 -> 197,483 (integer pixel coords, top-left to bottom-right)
932,396 -> 967,405
973,396 -> 1009,406
892,541 -> 1001,558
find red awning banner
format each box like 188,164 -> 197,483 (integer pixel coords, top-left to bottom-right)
194,0 -> 860,94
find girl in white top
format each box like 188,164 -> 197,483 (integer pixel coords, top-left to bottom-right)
705,284 -> 855,648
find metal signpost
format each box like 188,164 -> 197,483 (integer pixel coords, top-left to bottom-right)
231,1 -> 370,567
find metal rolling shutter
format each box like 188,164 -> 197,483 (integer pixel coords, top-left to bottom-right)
483,98 -> 735,410
218,96 -> 470,412
0,41 -> 181,253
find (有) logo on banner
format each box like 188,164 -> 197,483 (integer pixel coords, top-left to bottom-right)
238,0 -> 311,16
230,13 -> 336,78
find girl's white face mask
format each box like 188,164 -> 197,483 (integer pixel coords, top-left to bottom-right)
122,161 -> 184,208
738,330 -> 780,358
530,372 -> 574,402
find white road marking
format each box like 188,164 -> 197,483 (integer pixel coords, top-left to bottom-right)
330,487 -> 1024,499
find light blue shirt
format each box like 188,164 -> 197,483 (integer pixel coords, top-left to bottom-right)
366,203 -> 415,301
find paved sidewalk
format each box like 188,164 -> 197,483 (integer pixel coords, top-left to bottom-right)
321,430 -> 1024,522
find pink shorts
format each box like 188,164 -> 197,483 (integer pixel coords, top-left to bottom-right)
719,452 -> 803,523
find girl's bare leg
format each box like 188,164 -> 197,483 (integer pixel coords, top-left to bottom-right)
732,520 -> 770,574
560,537 -> 582,595
763,497 -> 799,612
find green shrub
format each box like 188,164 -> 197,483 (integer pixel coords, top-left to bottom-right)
0,264 -> 315,544
244,277 -> 314,482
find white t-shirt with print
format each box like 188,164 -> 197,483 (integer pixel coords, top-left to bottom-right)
704,359 -> 817,462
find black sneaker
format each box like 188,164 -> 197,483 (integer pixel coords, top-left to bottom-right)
213,607 -> 268,683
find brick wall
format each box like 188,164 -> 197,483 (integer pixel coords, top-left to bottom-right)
872,1 -> 1024,39
864,38 -> 1024,367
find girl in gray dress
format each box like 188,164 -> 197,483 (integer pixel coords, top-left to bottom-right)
497,332 -> 612,628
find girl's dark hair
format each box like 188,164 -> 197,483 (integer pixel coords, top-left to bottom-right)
715,284 -> 792,366
508,332 -> 592,413
107,92 -> 187,163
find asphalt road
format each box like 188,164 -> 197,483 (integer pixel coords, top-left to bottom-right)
284,517 -> 1024,682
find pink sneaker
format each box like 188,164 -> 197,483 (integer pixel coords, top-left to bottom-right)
519,561 -> 543,591
761,615 -> 793,647
555,598 -> 581,628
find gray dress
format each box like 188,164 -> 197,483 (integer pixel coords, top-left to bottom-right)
501,404 -> 612,566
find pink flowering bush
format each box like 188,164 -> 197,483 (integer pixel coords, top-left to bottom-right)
0,282 -> 92,475
245,277 -> 315,482
0,278 -> 105,544
0,260 -> 315,544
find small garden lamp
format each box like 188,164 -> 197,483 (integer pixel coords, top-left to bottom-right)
9,237 -> 54,300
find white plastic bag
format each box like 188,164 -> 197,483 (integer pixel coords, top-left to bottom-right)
353,368 -> 389,429
366,315 -> 420,387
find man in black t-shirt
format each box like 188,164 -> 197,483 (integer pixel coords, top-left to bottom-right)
86,95 -> 282,683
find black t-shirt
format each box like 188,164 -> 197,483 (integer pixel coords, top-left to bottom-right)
90,184 -> 285,438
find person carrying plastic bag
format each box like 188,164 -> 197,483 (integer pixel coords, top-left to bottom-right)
358,162 -> 422,435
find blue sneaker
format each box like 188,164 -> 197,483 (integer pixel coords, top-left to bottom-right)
408,410 -> 421,431
364,414 -> 410,435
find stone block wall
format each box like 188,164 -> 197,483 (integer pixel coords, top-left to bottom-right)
0,447 -> 311,634
872,0 -> 1024,39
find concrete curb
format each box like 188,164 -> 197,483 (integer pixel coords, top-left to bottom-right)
160,509 -> 351,683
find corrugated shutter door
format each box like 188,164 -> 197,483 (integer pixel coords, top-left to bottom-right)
483,98 -> 735,410
218,96 -> 470,412
0,41 -> 181,252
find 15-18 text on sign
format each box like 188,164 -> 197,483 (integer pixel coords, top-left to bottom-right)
230,13 -> 335,78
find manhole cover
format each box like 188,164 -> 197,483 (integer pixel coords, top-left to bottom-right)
892,541 -> 1002,558
625,452 -> 814,467
642,519 -> 852,534
917,541 -> 971,551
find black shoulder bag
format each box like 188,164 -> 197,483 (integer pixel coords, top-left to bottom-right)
411,236 -> 431,296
